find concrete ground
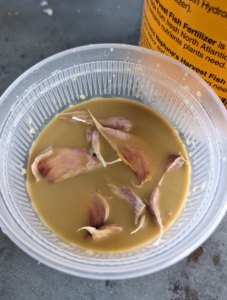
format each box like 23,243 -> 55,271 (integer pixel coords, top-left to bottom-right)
0,0 -> 226,299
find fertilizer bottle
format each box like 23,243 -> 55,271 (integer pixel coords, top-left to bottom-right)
139,0 -> 227,107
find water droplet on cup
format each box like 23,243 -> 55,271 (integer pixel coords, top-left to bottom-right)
103,50 -> 109,57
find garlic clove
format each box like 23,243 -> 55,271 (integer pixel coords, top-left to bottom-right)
109,184 -> 146,225
59,111 -> 132,131
89,111 -> 152,184
88,192 -> 110,228
77,224 -> 123,241
32,147 -> 102,183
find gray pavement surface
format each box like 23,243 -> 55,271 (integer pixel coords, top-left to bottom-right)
0,0 -> 227,299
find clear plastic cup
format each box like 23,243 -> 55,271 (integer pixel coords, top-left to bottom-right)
0,44 -> 227,279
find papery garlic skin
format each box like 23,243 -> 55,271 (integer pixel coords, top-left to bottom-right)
77,224 -> 123,241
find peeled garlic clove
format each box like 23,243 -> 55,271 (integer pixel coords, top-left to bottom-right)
130,211 -> 147,234
59,111 -> 132,131
77,224 -> 122,241
164,154 -> 186,173
86,129 -> 107,167
33,147 -> 102,183
89,192 -> 109,228
148,187 -> 163,244
109,184 -> 146,224
31,147 -> 53,181
89,111 -> 151,184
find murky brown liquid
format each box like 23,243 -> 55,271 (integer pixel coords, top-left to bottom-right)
27,98 -> 190,252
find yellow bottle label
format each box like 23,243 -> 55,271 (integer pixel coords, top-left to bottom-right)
139,0 -> 227,107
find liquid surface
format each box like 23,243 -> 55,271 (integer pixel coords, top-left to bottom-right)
27,98 -> 190,252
